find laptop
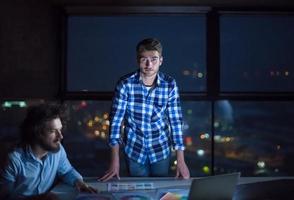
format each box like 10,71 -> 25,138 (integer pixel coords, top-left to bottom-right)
187,172 -> 241,200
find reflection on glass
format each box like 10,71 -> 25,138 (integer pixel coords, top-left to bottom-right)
214,101 -> 294,176
220,14 -> 294,92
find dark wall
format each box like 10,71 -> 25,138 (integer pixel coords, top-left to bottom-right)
0,0 -> 61,99
1,0 -> 293,99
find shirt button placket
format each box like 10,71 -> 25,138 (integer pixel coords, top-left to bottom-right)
37,161 -> 44,194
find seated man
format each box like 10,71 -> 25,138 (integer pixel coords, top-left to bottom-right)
0,103 -> 96,200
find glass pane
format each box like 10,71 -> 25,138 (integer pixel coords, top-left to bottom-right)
214,101 -> 294,176
67,15 -> 206,92
62,101 -> 113,177
220,14 -> 294,92
181,101 -> 211,176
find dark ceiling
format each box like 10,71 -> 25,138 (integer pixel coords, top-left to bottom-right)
3,0 -> 294,8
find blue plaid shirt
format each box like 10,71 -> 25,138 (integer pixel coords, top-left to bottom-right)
109,70 -> 185,164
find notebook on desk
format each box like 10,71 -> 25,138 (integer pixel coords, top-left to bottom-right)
187,172 -> 241,200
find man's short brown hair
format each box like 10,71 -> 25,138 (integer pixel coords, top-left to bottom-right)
136,38 -> 163,59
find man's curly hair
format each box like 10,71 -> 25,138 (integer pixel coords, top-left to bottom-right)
20,103 -> 65,146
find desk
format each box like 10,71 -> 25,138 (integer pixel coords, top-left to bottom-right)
52,177 -> 294,200
52,177 -> 191,200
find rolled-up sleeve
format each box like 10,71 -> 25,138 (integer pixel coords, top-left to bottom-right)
109,81 -> 128,147
167,80 -> 185,151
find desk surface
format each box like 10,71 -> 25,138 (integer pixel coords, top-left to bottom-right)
52,176 -> 294,200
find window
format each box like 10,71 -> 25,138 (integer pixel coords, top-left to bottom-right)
61,8 -> 294,177
66,8 -> 207,92
214,101 -> 294,176
62,101 -> 113,176
220,13 -> 294,92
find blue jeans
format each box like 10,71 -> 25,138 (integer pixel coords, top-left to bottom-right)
127,156 -> 170,177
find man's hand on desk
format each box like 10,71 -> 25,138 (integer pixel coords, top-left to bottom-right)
75,179 -> 98,193
175,160 -> 190,179
98,156 -> 120,182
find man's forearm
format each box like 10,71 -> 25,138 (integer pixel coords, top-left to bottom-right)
111,144 -> 120,163
175,149 -> 190,179
176,150 -> 185,163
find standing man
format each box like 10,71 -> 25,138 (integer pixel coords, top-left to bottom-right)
100,38 -> 190,181
0,103 -> 96,200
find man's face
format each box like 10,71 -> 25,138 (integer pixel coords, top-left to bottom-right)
38,118 -> 63,153
138,50 -> 163,78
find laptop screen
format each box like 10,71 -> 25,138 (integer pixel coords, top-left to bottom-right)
188,172 -> 241,200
